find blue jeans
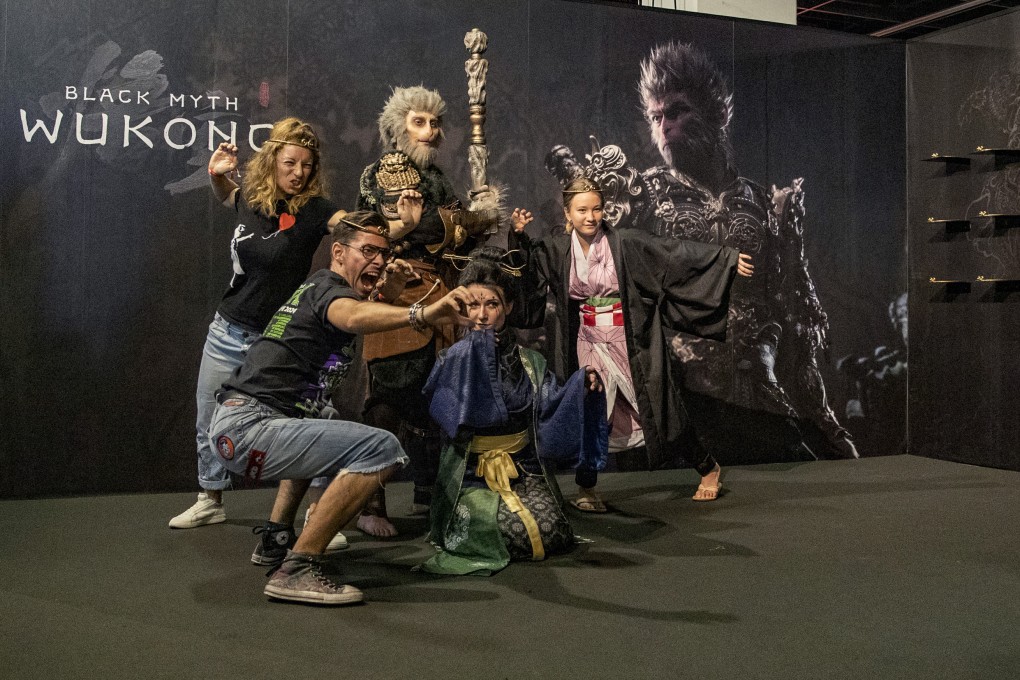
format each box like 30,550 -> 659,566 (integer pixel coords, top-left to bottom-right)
194,312 -> 260,490
208,395 -> 408,483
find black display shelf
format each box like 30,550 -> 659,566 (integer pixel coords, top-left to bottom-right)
927,217 -> 971,232
972,146 -> 1020,158
979,211 -> 1020,229
973,146 -> 1020,170
977,276 -> 1020,296
928,277 -> 972,293
921,153 -> 970,164
977,276 -> 1019,281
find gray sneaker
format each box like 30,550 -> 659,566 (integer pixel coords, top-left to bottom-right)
264,552 -> 364,605
251,522 -> 296,567
168,492 -> 226,529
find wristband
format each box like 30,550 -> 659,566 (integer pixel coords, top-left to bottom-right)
408,303 -> 428,333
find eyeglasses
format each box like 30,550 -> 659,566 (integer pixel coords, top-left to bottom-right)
342,242 -> 393,262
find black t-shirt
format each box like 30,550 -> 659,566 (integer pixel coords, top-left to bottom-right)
225,269 -> 359,418
217,193 -> 337,330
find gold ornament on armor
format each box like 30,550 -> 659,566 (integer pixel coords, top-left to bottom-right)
375,151 -> 422,193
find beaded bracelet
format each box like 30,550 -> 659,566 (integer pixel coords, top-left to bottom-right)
408,303 -> 428,333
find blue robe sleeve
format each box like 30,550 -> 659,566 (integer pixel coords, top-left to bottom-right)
536,368 -> 608,473
423,330 -> 508,439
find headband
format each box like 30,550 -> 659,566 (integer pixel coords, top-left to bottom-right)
562,177 -> 603,196
267,136 -> 319,151
338,216 -> 390,239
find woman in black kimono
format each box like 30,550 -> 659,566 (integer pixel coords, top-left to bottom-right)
511,177 -> 753,511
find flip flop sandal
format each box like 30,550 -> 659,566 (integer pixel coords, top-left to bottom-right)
570,495 -> 608,513
692,483 -> 722,502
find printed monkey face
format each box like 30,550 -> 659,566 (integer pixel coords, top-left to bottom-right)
645,92 -> 719,165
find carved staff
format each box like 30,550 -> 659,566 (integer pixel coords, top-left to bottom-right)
464,28 -> 488,191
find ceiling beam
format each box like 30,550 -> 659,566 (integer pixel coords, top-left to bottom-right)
869,0 -> 999,37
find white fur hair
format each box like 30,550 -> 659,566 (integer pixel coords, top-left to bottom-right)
378,85 -> 448,148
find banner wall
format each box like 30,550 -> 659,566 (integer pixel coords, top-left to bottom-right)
0,0 -> 906,496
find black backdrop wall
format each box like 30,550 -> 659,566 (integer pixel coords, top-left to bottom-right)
0,0 -> 906,498
907,9 -> 1020,471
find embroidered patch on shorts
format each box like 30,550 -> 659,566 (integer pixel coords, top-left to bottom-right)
223,398 -> 246,407
215,435 -> 235,460
244,449 -> 267,487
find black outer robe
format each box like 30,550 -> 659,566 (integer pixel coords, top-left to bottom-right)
512,225 -> 739,470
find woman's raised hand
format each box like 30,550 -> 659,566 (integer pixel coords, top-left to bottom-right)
209,143 -> 239,176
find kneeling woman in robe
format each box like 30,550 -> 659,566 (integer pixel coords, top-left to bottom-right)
421,247 -> 607,575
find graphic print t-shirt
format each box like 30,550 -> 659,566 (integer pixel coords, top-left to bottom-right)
217,194 -> 337,330
225,269 -> 359,417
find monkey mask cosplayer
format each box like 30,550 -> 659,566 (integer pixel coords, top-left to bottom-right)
357,86 -> 501,517
421,247 -> 607,575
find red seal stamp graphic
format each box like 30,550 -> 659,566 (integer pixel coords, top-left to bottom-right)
216,435 -> 235,460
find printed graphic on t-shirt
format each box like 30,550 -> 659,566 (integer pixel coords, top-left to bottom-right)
263,282 -> 315,339
262,212 -> 296,239
296,343 -> 356,417
229,223 -> 252,286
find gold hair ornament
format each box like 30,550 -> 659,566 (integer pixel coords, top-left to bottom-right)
561,177 -> 603,196
442,250 -> 524,277
267,137 -> 319,151
338,216 -> 390,239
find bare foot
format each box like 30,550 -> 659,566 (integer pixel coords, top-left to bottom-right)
357,513 -> 398,537
692,464 -> 722,502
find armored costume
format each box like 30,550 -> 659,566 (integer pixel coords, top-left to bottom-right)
559,140 -> 857,461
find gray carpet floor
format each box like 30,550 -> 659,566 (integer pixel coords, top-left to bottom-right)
2,454 -> 1018,679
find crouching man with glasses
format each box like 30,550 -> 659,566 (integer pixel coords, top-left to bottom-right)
208,210 -> 476,605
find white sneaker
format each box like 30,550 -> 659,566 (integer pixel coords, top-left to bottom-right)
326,532 -> 349,551
169,492 -> 226,529
304,508 -> 348,551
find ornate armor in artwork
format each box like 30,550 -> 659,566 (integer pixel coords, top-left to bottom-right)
639,165 -> 795,418
570,139 -> 856,458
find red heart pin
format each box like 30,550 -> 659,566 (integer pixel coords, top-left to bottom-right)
279,213 -> 296,231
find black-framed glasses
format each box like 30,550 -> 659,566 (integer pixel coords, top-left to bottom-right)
342,242 -> 393,262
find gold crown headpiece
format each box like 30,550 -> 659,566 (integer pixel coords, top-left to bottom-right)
561,177 -> 603,196
442,250 -> 524,277
338,216 -> 390,239
268,136 -> 319,151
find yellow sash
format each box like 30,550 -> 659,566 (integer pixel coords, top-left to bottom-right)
470,431 -> 545,561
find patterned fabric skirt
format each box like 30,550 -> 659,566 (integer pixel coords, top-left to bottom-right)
496,474 -> 574,560
422,470 -> 575,575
